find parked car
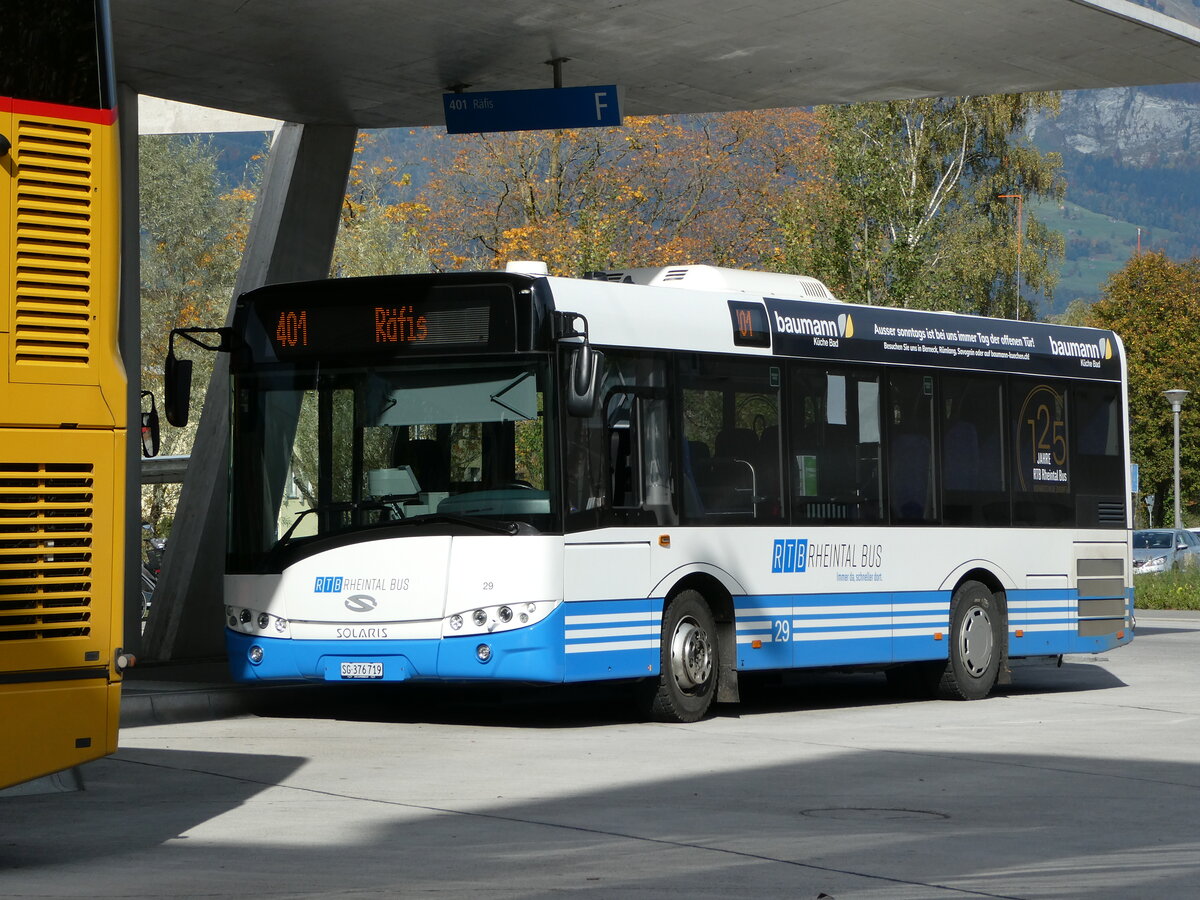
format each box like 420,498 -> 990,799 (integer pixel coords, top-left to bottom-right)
1132,529 -> 1200,574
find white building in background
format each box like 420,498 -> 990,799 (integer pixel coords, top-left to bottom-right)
138,95 -> 280,135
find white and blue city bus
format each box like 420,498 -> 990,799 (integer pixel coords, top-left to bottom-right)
169,265 -> 1132,722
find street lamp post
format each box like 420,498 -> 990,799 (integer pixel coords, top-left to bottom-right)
1164,389 -> 1190,528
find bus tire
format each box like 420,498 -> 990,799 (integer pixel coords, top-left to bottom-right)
937,580 -> 1003,701
645,590 -> 718,722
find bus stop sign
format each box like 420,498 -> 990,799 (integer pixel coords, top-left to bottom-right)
443,85 -> 622,134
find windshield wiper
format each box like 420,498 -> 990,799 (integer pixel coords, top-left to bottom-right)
276,507 -> 317,548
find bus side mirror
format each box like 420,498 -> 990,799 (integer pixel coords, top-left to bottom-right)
566,345 -> 604,417
164,348 -> 193,428
140,391 -> 161,458
162,326 -> 234,428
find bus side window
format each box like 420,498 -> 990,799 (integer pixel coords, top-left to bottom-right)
565,406 -> 608,531
789,367 -> 881,524
1073,384 -> 1123,527
940,375 -> 1008,526
887,372 -> 937,524
608,391 -> 640,508
680,358 -> 782,523
1011,379 -> 1073,526
565,351 -> 675,530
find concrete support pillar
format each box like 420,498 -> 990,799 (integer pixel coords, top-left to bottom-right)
118,83 -> 143,656
142,123 -> 357,660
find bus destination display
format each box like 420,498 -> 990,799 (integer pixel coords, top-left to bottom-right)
253,287 -> 517,361
273,305 -> 432,349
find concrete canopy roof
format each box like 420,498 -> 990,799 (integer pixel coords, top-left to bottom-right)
111,0 -> 1200,128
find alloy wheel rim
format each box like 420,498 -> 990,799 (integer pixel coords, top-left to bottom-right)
670,616 -> 713,691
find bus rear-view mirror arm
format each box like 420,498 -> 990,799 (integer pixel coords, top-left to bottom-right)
164,327 -> 235,428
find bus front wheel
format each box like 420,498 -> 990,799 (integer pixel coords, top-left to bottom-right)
938,580 -> 1003,701
644,590 -> 717,722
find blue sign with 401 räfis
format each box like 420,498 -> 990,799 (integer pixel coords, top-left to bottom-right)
443,85 -> 622,134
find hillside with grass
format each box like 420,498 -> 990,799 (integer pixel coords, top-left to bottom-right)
1032,84 -> 1200,313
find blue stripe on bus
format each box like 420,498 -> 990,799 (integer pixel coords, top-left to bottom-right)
227,585 -> 1130,686
735,586 -> 1130,667
563,597 -> 663,682
1010,588 -> 1075,655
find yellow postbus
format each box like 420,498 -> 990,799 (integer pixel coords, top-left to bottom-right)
0,0 -> 130,789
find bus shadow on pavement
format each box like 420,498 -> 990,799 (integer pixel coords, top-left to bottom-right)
1133,625 -> 1195,637
0,748 -> 306,871
240,655 -> 1128,726
998,658 -> 1126,696
254,680 -> 651,729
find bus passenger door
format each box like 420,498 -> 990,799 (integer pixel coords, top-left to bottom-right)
562,351 -> 671,682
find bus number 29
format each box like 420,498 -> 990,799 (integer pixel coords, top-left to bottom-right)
276,310 -> 308,348
773,619 -> 790,643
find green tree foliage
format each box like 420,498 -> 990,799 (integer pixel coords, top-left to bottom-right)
1047,298 -> 1093,326
1088,251 -> 1200,526
779,94 -> 1065,315
139,134 -> 262,535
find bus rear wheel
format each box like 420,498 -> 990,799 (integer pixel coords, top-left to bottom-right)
644,590 -> 717,722
937,580 -> 1003,700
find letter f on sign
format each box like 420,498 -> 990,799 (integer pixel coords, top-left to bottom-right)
594,91 -> 609,120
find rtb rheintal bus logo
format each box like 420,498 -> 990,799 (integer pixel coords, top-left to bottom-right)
772,539 -> 808,573
771,539 -> 885,578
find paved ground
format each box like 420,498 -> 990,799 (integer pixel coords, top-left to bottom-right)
2,610 -> 1198,899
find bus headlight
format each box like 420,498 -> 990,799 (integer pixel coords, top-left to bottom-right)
446,601 -> 556,635
476,643 -> 492,663
248,645 -> 264,665
226,607 -> 289,637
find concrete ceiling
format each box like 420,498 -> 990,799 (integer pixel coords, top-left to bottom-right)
111,0 -> 1200,128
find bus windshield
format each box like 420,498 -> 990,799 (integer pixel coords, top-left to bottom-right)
229,358 -> 557,570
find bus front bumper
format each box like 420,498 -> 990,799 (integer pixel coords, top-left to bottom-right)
226,605 -> 568,684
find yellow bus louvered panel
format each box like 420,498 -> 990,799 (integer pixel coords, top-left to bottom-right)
0,463 -> 94,643
12,117 -> 95,372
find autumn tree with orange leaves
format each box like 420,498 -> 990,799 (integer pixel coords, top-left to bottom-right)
418,110 -> 830,276
332,132 -> 431,277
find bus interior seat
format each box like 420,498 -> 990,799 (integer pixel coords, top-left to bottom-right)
393,438 -> 450,493
942,421 -> 979,492
715,427 -> 757,461
890,432 -> 931,520
694,458 -> 755,514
